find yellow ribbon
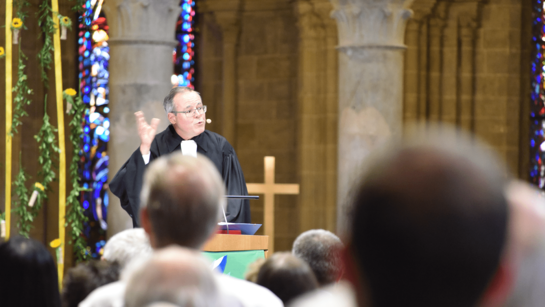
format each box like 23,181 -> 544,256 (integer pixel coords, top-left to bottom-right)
51,0 -> 66,289
4,0 -> 13,240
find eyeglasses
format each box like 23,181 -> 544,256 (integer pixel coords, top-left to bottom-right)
171,105 -> 207,118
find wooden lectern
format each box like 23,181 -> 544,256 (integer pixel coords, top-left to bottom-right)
203,234 -> 270,258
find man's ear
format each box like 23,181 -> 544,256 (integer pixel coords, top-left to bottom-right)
167,112 -> 176,125
140,208 -> 156,248
480,261 -> 515,307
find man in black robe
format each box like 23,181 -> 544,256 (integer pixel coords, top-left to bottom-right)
110,86 -> 251,227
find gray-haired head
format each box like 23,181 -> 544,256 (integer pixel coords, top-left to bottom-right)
163,87 -> 201,114
102,228 -> 152,269
292,229 -> 344,286
140,153 -> 225,249
124,246 -> 220,307
348,125 -> 509,307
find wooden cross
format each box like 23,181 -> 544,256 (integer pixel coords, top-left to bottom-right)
246,156 -> 300,252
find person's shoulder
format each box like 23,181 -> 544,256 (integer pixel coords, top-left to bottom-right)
289,282 -> 357,307
215,274 -> 284,307
203,130 -> 234,153
154,125 -> 173,142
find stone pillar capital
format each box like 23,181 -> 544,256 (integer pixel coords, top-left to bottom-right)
330,0 -> 413,50
214,11 -> 241,44
295,1 -> 325,40
411,0 -> 437,22
103,0 -> 181,45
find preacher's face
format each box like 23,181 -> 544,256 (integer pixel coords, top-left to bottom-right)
168,92 -> 206,140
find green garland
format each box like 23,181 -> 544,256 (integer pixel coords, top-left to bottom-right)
37,0 -> 56,88
11,43 -> 33,136
12,157 -> 32,237
12,0 -> 34,135
34,95 -> 60,205
64,91 -> 89,261
70,0 -> 85,12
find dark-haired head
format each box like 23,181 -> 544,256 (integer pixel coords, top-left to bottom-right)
0,236 -> 61,307
347,128 -> 509,307
62,260 -> 121,307
257,252 -> 319,305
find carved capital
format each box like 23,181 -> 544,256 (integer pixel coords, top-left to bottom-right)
295,1 -> 325,40
214,10 -> 241,44
103,0 -> 181,44
411,0 -> 437,21
330,0 -> 414,49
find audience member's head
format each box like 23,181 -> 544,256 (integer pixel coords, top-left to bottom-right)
102,228 -> 152,268
124,246 -> 220,307
483,181 -> 545,307
244,257 -> 266,283
140,153 -> 224,249
345,128 -> 509,307
256,252 -> 319,305
292,229 -> 344,286
0,236 -> 61,307
61,260 -> 120,307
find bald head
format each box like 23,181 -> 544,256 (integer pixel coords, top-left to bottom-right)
349,130 -> 509,307
140,154 -> 225,249
124,246 -> 219,307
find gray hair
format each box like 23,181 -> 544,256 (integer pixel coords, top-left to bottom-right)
103,228 -> 153,269
140,153 -> 225,249
124,246 -> 220,307
163,87 -> 201,114
292,229 -> 344,286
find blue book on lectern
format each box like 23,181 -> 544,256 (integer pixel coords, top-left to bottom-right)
218,223 -> 262,235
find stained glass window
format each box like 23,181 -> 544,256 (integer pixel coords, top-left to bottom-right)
173,0 -> 197,88
78,0 -> 109,258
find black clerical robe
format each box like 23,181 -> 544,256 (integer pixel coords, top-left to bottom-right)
109,125 -> 251,227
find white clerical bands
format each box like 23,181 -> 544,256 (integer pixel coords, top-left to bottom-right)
142,140 -> 198,165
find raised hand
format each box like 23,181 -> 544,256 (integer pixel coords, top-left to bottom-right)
135,111 -> 160,155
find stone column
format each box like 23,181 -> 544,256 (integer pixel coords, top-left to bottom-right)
330,0 -> 413,233
403,0 -> 436,127
215,9 -> 241,145
103,0 -> 181,237
458,15 -> 478,132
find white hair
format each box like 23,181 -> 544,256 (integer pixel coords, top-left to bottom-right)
124,246 -> 220,307
292,229 -> 344,286
103,228 -> 153,268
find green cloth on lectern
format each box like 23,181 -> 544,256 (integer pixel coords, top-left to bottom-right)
203,250 -> 265,280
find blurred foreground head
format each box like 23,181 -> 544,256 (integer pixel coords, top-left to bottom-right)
0,236 -> 61,307
140,153 -> 225,249
347,127 -> 509,307
124,246 -> 220,307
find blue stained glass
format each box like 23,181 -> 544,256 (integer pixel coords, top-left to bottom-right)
183,53 -> 190,60
83,200 -> 90,210
183,34 -> 190,43
532,139 -> 536,147
103,107 -> 110,113
104,193 -> 109,207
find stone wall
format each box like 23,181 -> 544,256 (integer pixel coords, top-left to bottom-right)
199,0 -> 302,251
404,0 -> 531,178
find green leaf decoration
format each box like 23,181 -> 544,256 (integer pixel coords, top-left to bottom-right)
65,90 -> 90,261
37,0 -> 56,88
